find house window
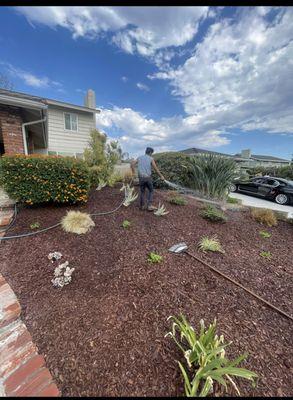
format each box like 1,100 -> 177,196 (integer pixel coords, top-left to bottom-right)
64,113 -> 78,131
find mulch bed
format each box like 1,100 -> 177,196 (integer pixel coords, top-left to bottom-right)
0,186 -> 292,397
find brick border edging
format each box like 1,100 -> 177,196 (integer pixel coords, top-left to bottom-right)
0,274 -> 60,397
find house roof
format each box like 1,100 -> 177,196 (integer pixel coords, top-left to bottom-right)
180,147 -> 290,163
0,88 -> 99,114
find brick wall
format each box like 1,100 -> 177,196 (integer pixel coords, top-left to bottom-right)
0,105 -> 25,154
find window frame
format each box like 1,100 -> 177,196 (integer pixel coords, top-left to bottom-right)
63,112 -> 78,132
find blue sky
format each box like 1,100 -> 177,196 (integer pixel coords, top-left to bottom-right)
0,6 -> 292,159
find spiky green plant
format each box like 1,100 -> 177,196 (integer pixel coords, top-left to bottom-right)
147,252 -> 163,263
187,154 -> 238,200
154,203 -> 169,216
259,231 -> 271,239
122,220 -> 131,229
198,236 -> 224,253
123,184 -> 138,207
165,315 -> 257,397
260,251 -> 272,259
200,205 -> 227,223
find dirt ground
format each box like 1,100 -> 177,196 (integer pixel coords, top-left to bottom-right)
0,186 -> 292,397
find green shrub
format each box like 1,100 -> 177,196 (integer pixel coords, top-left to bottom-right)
248,165 -> 293,180
122,220 -> 131,229
152,152 -> 191,189
147,252 -> 163,263
0,154 -> 90,205
200,205 -> 227,223
165,315 -> 257,397
168,194 -> 187,205
186,154 -> 237,200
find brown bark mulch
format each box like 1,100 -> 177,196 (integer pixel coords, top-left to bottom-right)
0,186 -> 292,397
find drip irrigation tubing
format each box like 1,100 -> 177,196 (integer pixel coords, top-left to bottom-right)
0,203 -> 18,233
160,190 -> 293,323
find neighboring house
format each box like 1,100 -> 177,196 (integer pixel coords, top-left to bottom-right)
0,88 -> 99,157
181,147 -> 291,169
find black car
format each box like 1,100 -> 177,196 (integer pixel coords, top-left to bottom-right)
230,176 -> 293,205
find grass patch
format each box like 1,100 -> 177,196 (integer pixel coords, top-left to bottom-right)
147,252 -> 163,263
168,195 -> 187,206
200,205 -> 227,223
227,196 -> 240,204
198,236 -> 224,253
251,208 -> 277,227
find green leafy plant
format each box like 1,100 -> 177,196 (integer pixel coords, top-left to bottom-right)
251,208 -> 277,227
260,251 -> 272,259
0,154 -> 90,205
147,252 -> 163,263
30,222 -> 41,230
200,205 -> 227,223
259,230 -> 271,239
168,194 -> 187,205
122,220 -> 131,229
227,196 -> 240,204
165,315 -> 258,397
186,154 -> 238,200
154,203 -> 169,216
198,236 -> 224,253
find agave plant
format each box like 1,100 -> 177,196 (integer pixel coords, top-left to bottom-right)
123,184 -> 138,207
165,315 -> 257,397
187,154 -> 237,200
96,179 -> 107,191
154,202 -> 169,216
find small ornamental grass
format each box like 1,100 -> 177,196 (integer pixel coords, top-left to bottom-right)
122,220 -> 131,229
200,205 -> 227,223
251,208 -> 277,227
168,195 -> 187,206
198,236 -> 224,253
61,211 -> 95,234
227,196 -> 240,204
165,315 -> 257,397
259,230 -> 271,239
260,251 -> 272,259
147,252 -> 163,263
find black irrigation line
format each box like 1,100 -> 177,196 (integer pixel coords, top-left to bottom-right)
161,192 -> 293,322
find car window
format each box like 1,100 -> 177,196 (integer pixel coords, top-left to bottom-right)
253,178 -> 264,183
264,179 -> 279,186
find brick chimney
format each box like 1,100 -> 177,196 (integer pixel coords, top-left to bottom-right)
241,149 -> 251,158
84,89 -> 96,109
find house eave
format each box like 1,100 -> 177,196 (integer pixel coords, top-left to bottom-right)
45,99 -> 100,114
0,94 -> 47,111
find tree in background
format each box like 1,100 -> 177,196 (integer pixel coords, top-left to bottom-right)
0,73 -> 14,90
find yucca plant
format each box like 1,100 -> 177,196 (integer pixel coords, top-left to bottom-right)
123,184 -> 138,207
165,315 -> 257,397
154,202 -> 169,216
198,236 -> 224,253
96,179 -> 107,191
186,154 -> 238,200
147,252 -> 163,263
259,230 -> 271,239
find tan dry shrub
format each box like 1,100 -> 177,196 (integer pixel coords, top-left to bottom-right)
251,208 -> 277,227
61,211 -> 95,234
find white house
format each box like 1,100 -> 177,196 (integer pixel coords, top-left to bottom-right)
0,88 -> 99,158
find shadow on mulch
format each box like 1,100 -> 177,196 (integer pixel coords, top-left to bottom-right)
0,186 -> 292,397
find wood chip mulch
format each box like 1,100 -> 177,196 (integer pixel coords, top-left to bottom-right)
0,187 -> 292,397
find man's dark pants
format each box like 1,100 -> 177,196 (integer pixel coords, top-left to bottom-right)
139,176 -> 154,208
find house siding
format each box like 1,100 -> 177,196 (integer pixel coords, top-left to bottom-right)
47,106 -> 95,155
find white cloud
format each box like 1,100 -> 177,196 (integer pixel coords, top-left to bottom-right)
2,62 -> 62,89
96,106 -> 229,157
150,7 -> 293,136
121,76 -> 128,82
136,82 -> 150,91
15,6 -> 209,57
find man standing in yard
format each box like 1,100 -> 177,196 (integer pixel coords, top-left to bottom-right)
131,147 -> 165,211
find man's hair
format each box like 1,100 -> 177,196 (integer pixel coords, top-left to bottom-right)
145,147 -> 154,155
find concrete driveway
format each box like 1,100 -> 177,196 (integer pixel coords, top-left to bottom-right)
229,192 -> 293,216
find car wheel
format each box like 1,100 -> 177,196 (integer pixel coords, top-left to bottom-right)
229,183 -> 237,192
275,194 -> 288,205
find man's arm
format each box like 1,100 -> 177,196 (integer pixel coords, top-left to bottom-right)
151,159 -> 165,180
130,159 -> 138,176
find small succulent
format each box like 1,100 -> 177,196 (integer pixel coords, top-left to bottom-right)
48,251 -> 62,262
147,252 -> 163,263
96,179 -> 107,190
30,222 -> 41,230
154,203 -> 169,216
123,185 -> 138,207
51,260 -> 75,288
260,251 -> 272,259
122,220 -> 131,229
